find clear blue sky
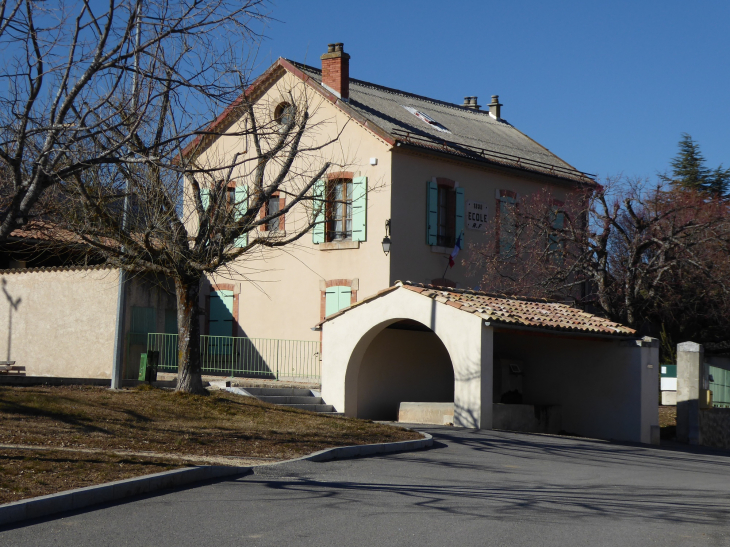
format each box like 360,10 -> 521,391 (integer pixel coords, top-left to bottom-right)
251,0 -> 729,180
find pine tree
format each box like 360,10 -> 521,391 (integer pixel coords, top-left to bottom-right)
664,133 -> 728,197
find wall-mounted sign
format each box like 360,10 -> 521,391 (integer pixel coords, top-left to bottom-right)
466,200 -> 487,230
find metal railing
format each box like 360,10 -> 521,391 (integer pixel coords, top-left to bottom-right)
146,333 -> 321,380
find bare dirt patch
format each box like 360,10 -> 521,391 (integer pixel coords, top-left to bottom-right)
0,385 -> 420,503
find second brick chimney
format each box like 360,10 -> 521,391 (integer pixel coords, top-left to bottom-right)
321,43 -> 350,100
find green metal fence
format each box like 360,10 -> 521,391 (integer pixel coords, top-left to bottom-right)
709,365 -> 730,408
146,333 -> 321,380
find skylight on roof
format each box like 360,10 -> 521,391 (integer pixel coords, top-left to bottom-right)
402,105 -> 451,133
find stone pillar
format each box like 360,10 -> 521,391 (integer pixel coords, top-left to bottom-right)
676,342 -> 703,444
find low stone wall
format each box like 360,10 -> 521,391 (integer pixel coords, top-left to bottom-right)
700,408 -> 730,450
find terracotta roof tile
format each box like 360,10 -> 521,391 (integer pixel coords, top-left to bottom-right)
314,281 -> 636,337
398,281 -> 635,336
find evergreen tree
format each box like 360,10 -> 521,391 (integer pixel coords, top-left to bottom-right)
664,133 -> 729,197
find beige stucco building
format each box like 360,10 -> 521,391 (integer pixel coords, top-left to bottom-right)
190,42 -> 596,345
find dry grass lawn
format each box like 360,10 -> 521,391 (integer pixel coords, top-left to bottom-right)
0,385 -> 421,504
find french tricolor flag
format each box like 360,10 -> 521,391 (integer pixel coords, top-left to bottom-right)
448,232 -> 463,268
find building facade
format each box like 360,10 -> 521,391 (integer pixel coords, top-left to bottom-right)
189,43 -> 595,345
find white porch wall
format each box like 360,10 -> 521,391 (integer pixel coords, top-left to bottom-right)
321,287 -> 492,428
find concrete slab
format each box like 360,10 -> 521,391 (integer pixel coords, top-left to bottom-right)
398,402 -> 454,425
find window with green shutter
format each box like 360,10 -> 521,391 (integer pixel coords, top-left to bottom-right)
313,176 -> 367,244
325,286 -> 352,316
427,180 -> 464,247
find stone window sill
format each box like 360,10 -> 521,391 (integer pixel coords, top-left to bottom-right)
318,240 -> 360,251
430,245 -> 453,254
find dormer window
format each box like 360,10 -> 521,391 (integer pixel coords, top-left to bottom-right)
402,105 -> 451,133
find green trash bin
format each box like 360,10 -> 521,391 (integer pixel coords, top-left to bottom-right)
138,353 -> 148,381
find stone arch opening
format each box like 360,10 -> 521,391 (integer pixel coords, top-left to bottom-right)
352,319 -> 454,421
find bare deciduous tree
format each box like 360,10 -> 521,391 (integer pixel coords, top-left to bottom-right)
467,179 -> 730,351
1,0 -> 348,393
0,0 -> 266,240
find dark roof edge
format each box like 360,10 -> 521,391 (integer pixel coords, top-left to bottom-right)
0,264 -> 115,275
394,142 -> 597,187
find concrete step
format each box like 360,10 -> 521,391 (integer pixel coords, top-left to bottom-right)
257,396 -> 324,405
281,403 -> 336,413
244,387 -> 313,397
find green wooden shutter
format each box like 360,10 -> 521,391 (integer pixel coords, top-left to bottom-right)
325,286 -> 352,317
351,176 -> 367,242
200,188 -> 210,224
235,184 -> 248,248
209,291 -> 234,337
455,187 -> 465,245
426,180 -> 438,245
338,286 -> 352,311
312,179 -> 325,244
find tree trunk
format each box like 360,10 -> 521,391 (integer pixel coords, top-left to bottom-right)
175,276 -> 207,394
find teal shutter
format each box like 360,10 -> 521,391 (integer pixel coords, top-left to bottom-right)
200,188 -> 210,223
325,286 -> 352,317
338,286 -> 352,311
209,291 -> 234,337
312,179 -> 325,244
426,180 -> 438,245
351,176 -> 367,242
455,187 -> 465,245
235,184 -> 248,248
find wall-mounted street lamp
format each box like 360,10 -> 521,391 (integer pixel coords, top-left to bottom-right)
381,219 -> 392,256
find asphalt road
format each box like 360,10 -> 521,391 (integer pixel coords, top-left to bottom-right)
2,427 -> 730,546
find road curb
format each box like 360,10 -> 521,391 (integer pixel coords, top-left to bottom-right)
270,430 -> 434,465
0,431 -> 432,527
0,465 -> 251,528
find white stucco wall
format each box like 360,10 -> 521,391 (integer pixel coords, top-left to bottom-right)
0,268 -> 119,378
0,268 -> 177,379
356,328 -> 454,420
321,286 -> 491,428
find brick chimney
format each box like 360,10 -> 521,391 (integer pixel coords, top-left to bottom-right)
321,43 -> 350,100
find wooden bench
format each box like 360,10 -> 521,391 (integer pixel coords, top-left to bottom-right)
0,361 -> 25,375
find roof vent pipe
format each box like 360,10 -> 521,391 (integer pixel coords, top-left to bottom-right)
462,96 -> 481,110
488,95 -> 503,120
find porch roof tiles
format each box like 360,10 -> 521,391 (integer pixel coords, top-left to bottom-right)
316,281 -> 636,337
